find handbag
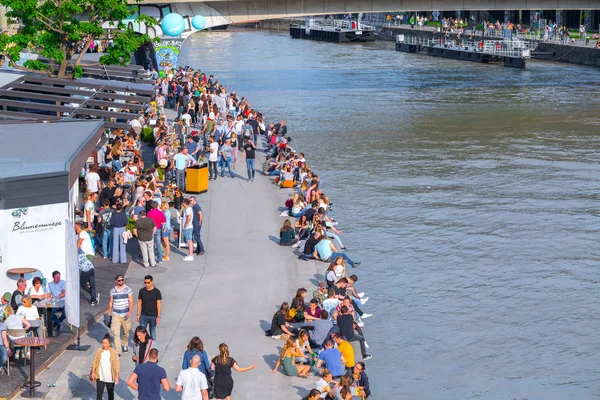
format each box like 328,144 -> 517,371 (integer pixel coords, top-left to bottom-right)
207,376 -> 215,399
103,313 -> 112,328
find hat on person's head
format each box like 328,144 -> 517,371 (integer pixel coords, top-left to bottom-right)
158,159 -> 168,168
208,112 -> 215,120
2,292 -> 11,302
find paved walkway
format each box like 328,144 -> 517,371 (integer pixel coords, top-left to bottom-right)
25,149 -> 326,399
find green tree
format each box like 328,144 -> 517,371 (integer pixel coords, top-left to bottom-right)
0,0 -> 157,79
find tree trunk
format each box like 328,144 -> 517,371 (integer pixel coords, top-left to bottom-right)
57,59 -> 68,79
74,38 -> 94,67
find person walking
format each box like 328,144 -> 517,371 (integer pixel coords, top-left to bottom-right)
181,198 -> 194,261
133,210 -> 157,268
127,348 -> 170,399
219,138 -> 234,178
78,249 -> 99,306
189,196 -> 205,256
176,355 -> 209,400
211,343 -> 257,400
136,275 -> 162,340
110,201 -> 129,264
208,136 -> 219,180
107,274 -> 134,356
90,334 -> 120,400
98,199 -> 114,259
181,337 -> 213,380
132,326 -> 158,365
242,137 -> 256,182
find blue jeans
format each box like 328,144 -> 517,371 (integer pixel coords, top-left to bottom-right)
111,159 -> 122,171
329,252 -> 355,267
52,306 -> 66,327
267,169 -> 280,176
139,314 -> 157,340
0,345 -> 7,367
153,229 -> 163,262
220,159 -> 233,177
102,228 -> 113,258
112,226 -> 127,264
193,224 -> 204,253
325,231 -> 344,249
246,158 -> 255,180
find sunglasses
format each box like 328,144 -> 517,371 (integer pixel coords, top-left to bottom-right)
144,281 -> 152,284
116,279 -> 124,282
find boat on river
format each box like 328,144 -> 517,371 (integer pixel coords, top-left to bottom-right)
396,34 -> 532,68
290,17 -> 376,43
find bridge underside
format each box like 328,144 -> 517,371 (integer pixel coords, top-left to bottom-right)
135,0 -> 600,32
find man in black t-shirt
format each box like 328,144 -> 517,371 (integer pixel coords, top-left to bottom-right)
303,201 -> 319,223
242,138 -> 256,182
303,231 -> 322,256
99,179 -> 116,206
137,275 -> 162,340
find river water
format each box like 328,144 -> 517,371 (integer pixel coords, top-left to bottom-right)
180,29 -> 600,399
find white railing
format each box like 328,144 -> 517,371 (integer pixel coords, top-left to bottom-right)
397,35 -> 532,58
308,18 -> 375,31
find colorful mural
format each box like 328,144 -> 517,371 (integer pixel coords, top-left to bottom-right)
154,38 -> 184,72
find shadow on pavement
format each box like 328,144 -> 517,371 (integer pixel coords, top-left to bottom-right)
268,235 -> 280,244
259,319 -> 271,332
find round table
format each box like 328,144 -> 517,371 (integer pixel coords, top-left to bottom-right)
14,337 -> 50,398
7,268 -> 37,278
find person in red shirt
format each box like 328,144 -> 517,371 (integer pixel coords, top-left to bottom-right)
147,201 -> 166,264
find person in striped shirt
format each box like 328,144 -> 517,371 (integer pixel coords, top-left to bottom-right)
107,274 -> 134,356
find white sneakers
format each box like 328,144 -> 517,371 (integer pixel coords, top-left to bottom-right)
361,313 -> 373,319
183,256 -> 194,261
360,297 -> 369,305
357,321 -> 365,327
358,292 -> 365,298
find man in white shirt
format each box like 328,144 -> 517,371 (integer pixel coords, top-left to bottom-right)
208,137 -> 219,180
75,222 -> 95,259
181,111 -> 192,127
85,166 -> 101,194
83,192 -> 97,232
182,198 -> 194,261
175,355 -> 209,400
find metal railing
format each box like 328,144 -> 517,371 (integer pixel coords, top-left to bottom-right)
307,18 -> 375,31
397,35 -> 532,58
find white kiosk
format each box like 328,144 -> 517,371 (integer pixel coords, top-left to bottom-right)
0,120 -> 105,297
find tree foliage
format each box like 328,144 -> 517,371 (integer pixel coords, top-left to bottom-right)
0,0 -> 157,79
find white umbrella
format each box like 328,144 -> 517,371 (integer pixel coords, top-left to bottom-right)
129,119 -> 142,134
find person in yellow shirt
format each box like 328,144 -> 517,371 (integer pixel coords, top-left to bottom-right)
333,333 -> 354,373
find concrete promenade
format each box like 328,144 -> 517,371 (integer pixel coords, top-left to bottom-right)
24,150 -> 325,399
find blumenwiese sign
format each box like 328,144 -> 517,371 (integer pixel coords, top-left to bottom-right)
0,202 -> 68,296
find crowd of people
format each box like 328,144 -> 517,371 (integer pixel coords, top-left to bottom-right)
261,135 -> 374,398
0,62 -> 376,398
99,273 -> 257,400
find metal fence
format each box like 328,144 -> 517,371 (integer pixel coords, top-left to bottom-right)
397,35 -> 532,58
308,18 -> 375,31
